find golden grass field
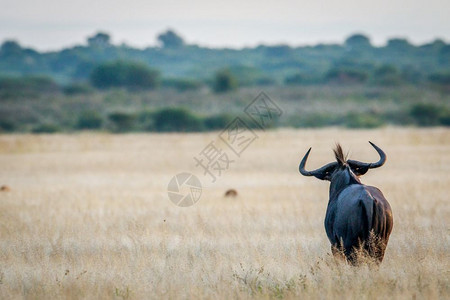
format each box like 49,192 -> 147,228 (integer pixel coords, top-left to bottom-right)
0,128 -> 449,299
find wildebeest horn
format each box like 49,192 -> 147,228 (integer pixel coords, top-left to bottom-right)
299,148 -> 337,177
348,141 -> 386,169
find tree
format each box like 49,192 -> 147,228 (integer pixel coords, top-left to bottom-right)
0,40 -> 22,56
264,45 -> 292,57
90,60 -> 160,90
345,34 -> 372,50
153,108 -> 204,132
213,69 -> 238,93
77,111 -> 103,129
439,45 -> 450,66
87,32 -> 111,48
410,103 -> 442,126
373,64 -> 402,86
157,30 -> 185,48
386,38 -> 412,51
108,112 -> 136,132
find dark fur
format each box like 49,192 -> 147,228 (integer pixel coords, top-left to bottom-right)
299,143 -> 393,264
225,189 -> 238,197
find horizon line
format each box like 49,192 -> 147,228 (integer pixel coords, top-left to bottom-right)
1,30 -> 449,53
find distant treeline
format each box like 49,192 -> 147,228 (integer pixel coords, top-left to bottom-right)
0,76 -> 449,133
1,30 -> 449,133
3,101 -> 449,134
0,30 -> 449,90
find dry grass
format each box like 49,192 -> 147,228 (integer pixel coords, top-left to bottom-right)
0,128 -> 449,299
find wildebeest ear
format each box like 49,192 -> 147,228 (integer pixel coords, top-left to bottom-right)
313,165 -> 336,181
299,148 -> 337,181
314,171 -> 332,181
348,162 -> 370,176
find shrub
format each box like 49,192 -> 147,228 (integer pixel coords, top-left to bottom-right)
77,111 -> 103,129
213,69 -> 238,93
32,123 -> 60,133
90,60 -> 160,90
108,112 -> 137,132
203,114 -> 235,130
153,108 -> 204,132
0,119 -> 16,132
409,103 -> 442,126
439,114 -> 450,126
63,83 -> 94,95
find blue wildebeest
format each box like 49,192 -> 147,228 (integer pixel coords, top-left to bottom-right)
299,142 -> 393,264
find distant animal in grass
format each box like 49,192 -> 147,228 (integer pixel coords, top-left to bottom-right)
0,185 -> 11,192
299,142 -> 393,264
224,189 -> 238,197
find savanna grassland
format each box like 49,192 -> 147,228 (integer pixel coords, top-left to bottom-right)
0,128 -> 449,299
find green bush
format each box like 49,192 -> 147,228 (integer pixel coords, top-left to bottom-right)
409,103 -> 442,126
213,69 -> 238,93
108,112 -> 137,132
153,108 -> 204,132
90,60 -> 160,90
203,114 -> 235,130
77,111 -> 103,129
32,123 -> 60,133
0,119 -> 16,132
440,114 -> 450,126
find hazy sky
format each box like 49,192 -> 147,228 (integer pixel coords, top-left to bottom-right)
1,0 -> 449,50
